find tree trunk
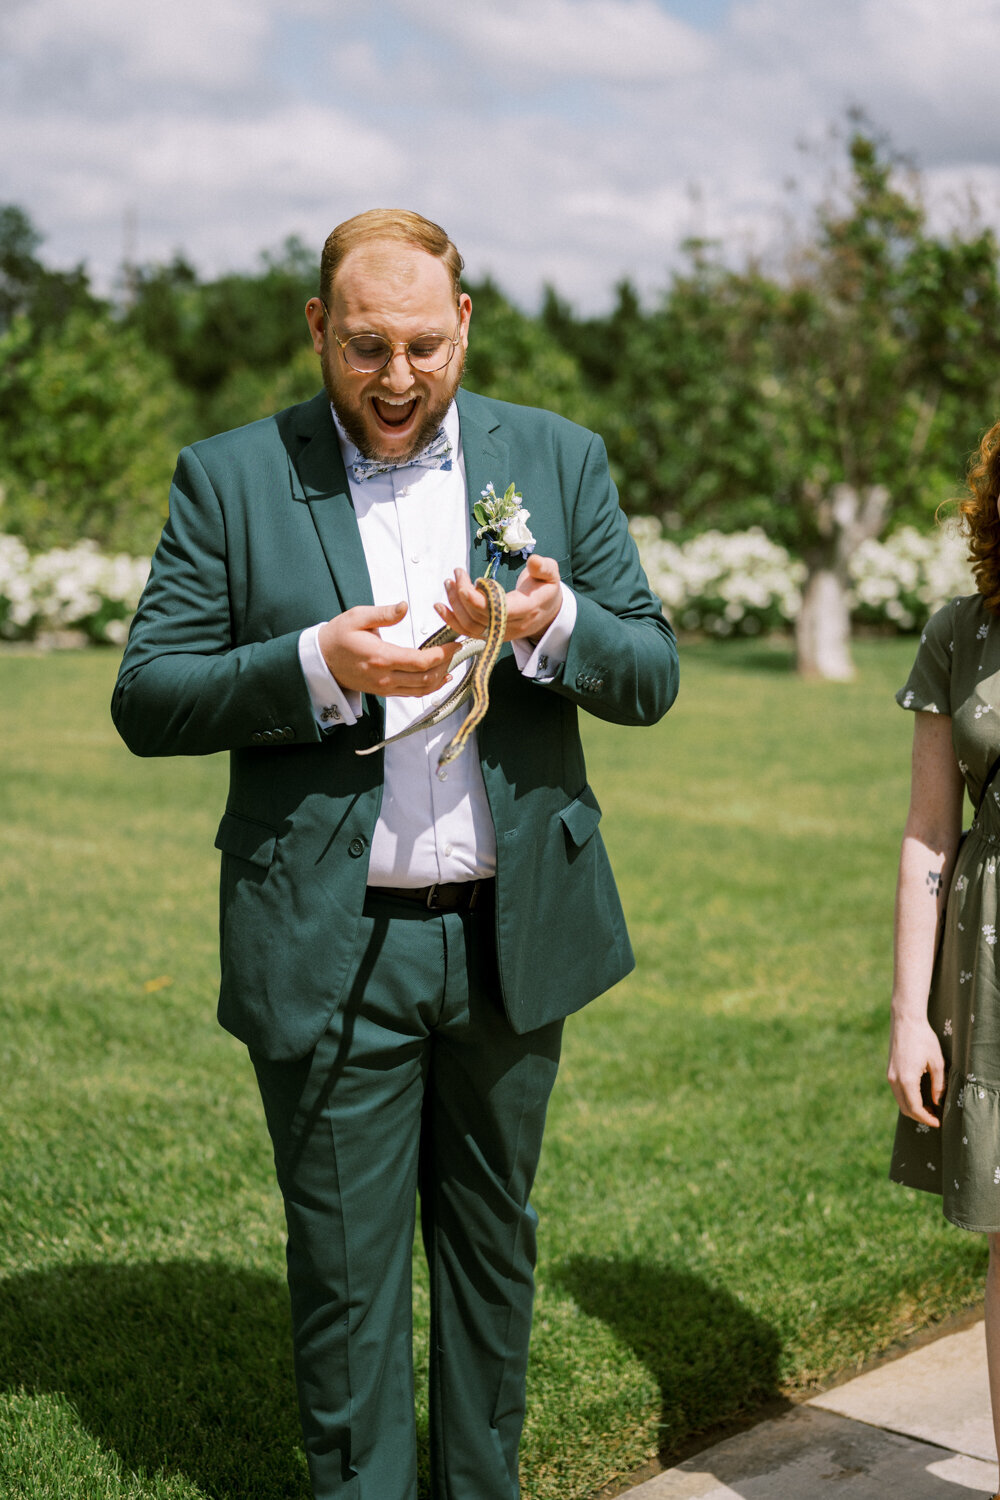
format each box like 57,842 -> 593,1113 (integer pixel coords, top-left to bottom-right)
795,481 -> 890,680
795,566 -> 855,680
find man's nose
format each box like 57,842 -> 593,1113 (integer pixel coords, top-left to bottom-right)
382,350 -> 415,392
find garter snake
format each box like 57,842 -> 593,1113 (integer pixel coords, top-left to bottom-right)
356,576 -> 507,779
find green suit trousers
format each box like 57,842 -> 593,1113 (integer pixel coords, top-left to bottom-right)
251,887 -> 563,1500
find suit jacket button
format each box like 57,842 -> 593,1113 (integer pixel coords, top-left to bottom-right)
282,726 -> 296,741
250,732 -> 263,745
262,730 -> 275,743
595,679 -> 604,690
348,837 -> 366,858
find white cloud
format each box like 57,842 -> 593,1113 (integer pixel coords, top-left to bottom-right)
402,0 -> 712,82
3,0 -> 274,89
4,0 -> 1000,310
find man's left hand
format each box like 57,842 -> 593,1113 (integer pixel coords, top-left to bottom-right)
436,557 -> 562,645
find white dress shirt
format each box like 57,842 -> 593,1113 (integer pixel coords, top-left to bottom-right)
297,400 -> 577,887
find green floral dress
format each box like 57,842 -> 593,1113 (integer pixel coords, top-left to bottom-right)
891,593 -> 1000,1233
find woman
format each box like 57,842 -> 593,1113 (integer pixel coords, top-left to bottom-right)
889,418 -> 1000,1496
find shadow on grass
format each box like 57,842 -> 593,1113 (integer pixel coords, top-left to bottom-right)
0,1259 -> 311,1498
553,1256 -> 787,1462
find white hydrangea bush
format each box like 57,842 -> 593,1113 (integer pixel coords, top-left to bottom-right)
0,519 -> 980,647
0,535 -> 149,644
630,521 -> 806,637
630,518 -> 977,636
848,523 -> 975,630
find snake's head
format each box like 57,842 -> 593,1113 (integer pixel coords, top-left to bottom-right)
435,745 -> 461,781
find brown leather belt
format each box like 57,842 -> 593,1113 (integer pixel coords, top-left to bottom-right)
366,879 -> 492,912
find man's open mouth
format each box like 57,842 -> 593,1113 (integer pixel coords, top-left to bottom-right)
372,396 -> 418,430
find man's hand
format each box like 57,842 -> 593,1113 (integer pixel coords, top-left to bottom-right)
437,556 -> 563,644
318,602 -> 460,696
887,1013 -> 946,1128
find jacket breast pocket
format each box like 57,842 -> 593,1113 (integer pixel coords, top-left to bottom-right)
214,811 -> 277,869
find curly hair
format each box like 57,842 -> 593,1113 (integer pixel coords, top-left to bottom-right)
959,419 -> 1000,615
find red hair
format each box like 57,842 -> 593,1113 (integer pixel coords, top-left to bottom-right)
959,420 -> 1000,614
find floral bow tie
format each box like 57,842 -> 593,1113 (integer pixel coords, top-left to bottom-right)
351,427 -> 453,482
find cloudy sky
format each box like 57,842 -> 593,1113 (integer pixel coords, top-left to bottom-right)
3,0 -> 1000,311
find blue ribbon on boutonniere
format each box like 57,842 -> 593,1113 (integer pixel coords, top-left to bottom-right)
474,481 -> 536,580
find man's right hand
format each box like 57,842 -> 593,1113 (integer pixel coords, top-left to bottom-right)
318,603 -> 460,696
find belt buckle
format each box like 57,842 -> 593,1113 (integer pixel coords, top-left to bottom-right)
424,883 -> 441,910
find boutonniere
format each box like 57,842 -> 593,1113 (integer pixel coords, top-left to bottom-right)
474,482 -> 536,579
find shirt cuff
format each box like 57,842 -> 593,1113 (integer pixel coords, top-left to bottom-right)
511,584 -> 577,683
298,624 -> 363,728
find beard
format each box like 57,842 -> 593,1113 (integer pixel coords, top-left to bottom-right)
321,340 -> 466,464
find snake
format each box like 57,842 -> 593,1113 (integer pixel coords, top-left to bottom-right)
355,576 -> 508,780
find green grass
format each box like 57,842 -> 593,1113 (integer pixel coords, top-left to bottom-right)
0,640 -> 987,1499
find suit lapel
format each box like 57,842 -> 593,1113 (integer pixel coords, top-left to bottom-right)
286,393 -> 383,736
287,393 -> 375,613
456,390 -> 511,580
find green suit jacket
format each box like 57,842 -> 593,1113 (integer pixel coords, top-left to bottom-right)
112,388 -> 678,1060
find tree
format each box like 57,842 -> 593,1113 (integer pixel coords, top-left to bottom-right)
767,134 -> 1000,675
605,132 -> 1000,676
0,204 -> 99,333
124,237 -> 319,428
462,278 -> 591,424
0,311 -> 188,554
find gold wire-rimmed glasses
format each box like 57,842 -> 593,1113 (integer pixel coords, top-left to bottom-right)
321,302 -> 462,373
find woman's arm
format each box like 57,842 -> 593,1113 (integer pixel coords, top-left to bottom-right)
887,711 -> 966,1126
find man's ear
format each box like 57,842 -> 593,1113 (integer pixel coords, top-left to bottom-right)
305,298 -> 327,355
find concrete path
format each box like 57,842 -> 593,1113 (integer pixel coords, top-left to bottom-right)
618,1321 -> 998,1498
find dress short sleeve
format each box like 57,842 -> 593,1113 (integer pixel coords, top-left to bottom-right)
896,601 -> 955,716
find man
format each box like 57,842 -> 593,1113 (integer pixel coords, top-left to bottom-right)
112,209 -> 678,1500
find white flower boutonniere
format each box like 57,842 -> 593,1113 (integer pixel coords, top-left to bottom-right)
474,481 -> 536,579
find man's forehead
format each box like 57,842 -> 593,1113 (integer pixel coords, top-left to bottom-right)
332,242 -> 453,315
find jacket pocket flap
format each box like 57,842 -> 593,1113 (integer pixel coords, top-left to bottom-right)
214,812 -> 277,868
559,785 -> 602,848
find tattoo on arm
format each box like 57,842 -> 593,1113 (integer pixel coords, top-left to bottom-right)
926,869 -> 943,897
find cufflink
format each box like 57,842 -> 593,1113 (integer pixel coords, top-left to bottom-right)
320,704 -> 342,723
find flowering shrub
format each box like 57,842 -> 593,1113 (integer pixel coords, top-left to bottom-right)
630,521 -> 806,637
848,524 -> 975,631
0,535 -> 149,644
630,519 -> 977,636
0,520 -> 979,647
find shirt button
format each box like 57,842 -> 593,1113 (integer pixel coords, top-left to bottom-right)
444,843 -> 453,856
398,485 -> 410,497
411,554 -> 420,564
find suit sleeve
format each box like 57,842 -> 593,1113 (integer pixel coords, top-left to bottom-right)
111,445 -> 322,757
549,432 -> 678,726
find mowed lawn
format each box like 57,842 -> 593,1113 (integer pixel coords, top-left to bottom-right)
0,639 -> 987,1500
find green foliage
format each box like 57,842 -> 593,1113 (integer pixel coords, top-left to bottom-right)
462,277 -> 593,424
6,124 -> 1000,565
124,238 -> 318,429
0,311 -> 186,554
0,644 -> 987,1498
0,205 -> 99,334
202,343 -> 321,438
